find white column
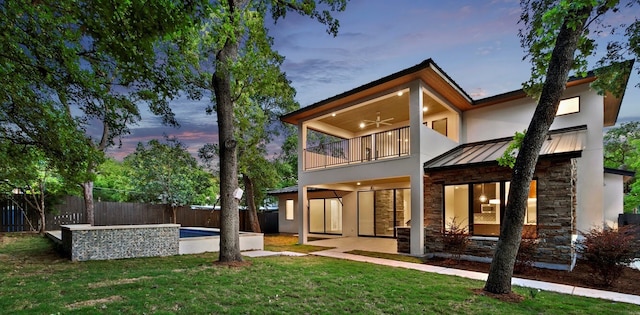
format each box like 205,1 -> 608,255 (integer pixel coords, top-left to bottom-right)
298,123 -> 309,244
298,186 -> 308,244
409,80 -> 425,255
410,173 -> 424,255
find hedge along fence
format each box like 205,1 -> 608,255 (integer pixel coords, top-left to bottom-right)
1,195 -> 258,232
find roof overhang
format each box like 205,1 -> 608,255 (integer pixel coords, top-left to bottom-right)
604,167 -> 635,183
281,59 -> 634,128
280,59 -> 474,125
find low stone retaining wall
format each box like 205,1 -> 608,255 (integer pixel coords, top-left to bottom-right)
61,224 -> 180,261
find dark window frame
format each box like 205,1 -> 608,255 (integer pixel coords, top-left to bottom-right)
555,96 -> 580,116
442,179 -> 538,237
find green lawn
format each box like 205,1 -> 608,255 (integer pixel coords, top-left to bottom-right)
1,233 -> 638,314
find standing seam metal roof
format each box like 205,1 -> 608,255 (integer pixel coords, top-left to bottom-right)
424,125 -> 587,171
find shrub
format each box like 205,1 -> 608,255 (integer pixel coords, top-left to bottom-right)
576,225 -> 639,287
442,218 -> 470,263
514,230 -> 538,274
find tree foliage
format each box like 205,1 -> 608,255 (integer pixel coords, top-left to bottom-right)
124,138 -> 213,223
604,121 -> 640,211
199,47 -> 299,232
275,129 -> 300,188
0,141 -> 73,233
0,0 -> 206,223
520,0 -> 637,98
93,158 -> 135,203
485,0 -> 640,294
604,121 -> 640,169
186,0 -> 347,262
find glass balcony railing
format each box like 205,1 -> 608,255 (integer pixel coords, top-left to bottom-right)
304,126 -> 410,170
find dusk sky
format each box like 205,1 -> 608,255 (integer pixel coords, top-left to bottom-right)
105,0 -> 640,160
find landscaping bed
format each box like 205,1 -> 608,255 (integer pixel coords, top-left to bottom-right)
346,250 -> 640,296
425,257 -> 640,296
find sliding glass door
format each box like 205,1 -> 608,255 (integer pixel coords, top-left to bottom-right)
309,198 -> 342,234
358,189 -> 410,237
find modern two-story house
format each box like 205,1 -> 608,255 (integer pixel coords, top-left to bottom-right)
271,58 -> 633,270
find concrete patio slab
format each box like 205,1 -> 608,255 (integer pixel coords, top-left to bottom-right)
279,251 -> 308,257
307,236 -> 397,254
242,250 -> 282,258
242,250 -> 308,258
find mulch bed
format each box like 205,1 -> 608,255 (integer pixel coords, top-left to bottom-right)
425,257 -> 640,296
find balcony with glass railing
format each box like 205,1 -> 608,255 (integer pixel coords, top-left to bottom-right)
304,126 -> 410,170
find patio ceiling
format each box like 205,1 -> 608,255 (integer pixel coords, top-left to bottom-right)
312,91 -> 449,134
309,176 -> 411,191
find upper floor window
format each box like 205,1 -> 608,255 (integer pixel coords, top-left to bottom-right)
556,96 -> 580,116
432,118 -> 447,136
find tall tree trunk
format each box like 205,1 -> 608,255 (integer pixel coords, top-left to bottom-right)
38,181 -> 46,234
212,0 -> 243,263
243,174 -> 261,233
81,181 -> 95,225
172,206 -> 178,224
484,4 -> 592,294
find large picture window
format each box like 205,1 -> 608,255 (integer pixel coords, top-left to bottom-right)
443,180 -> 537,237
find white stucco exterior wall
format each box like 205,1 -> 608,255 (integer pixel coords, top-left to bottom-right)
277,193 -> 299,234
462,84 -> 606,233
603,173 -> 624,229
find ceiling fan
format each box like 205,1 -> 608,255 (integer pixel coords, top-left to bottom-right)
362,112 -> 394,128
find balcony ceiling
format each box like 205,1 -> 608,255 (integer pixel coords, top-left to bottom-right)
328,176 -> 411,189
315,92 -> 449,134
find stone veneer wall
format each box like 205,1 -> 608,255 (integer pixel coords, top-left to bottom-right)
61,224 -> 180,261
396,227 -> 410,253
374,190 -> 405,236
420,158 -> 577,268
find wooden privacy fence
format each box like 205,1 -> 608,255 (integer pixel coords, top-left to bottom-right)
1,195 -> 278,233
1,195 -> 39,232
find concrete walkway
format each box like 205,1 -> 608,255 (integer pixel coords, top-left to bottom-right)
307,249 -> 640,306
306,236 -> 397,254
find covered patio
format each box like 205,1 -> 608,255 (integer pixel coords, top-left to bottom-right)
307,236 -> 398,254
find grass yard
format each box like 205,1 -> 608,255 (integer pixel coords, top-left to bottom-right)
1,233 -> 639,314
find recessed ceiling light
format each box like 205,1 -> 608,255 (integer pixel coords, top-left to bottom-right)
423,106 -> 428,112
331,113 -> 336,117
359,122 -> 365,129
356,182 -> 361,185
397,91 -> 403,96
